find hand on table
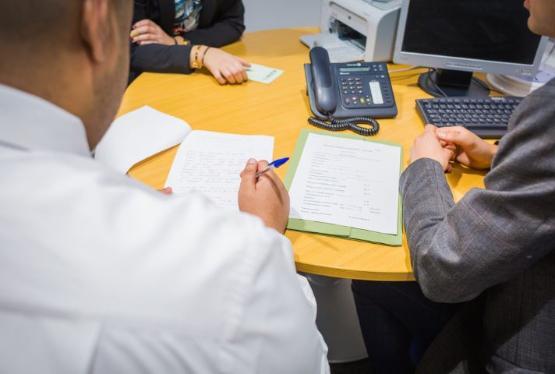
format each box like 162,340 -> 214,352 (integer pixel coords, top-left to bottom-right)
238,159 -> 290,233
131,19 -> 174,46
436,126 -> 497,170
203,48 -> 250,85
410,125 -> 456,172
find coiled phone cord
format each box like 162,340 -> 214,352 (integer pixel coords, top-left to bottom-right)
308,116 -> 380,137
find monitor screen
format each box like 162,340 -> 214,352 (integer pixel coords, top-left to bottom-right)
401,0 -> 542,65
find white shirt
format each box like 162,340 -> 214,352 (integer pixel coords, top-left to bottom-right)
0,84 -> 329,374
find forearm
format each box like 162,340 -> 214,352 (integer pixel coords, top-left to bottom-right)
401,159 -> 464,302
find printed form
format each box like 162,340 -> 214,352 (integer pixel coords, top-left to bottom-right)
289,133 -> 401,235
166,131 -> 273,210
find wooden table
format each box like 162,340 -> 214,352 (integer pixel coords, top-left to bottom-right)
120,28 -> 486,281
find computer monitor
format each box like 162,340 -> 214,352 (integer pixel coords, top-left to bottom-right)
393,0 -> 549,97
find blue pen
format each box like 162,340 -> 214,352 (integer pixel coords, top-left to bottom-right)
255,157 -> 290,178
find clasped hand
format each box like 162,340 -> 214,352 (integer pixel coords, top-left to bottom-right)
410,125 -> 498,171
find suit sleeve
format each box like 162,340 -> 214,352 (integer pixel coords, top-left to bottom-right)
131,43 -> 194,75
183,0 -> 245,47
401,87 -> 555,303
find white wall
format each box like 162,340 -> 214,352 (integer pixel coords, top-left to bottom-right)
243,0 -> 322,31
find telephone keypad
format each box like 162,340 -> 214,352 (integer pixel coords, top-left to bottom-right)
337,63 -> 392,110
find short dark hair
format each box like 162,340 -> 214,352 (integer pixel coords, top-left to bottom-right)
0,1 -> 79,46
0,0 -> 128,48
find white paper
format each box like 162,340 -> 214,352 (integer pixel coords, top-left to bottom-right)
247,63 -> 283,84
165,131 -> 274,210
95,106 -> 191,173
289,133 -> 401,235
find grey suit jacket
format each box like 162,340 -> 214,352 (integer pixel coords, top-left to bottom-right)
401,79 -> 555,373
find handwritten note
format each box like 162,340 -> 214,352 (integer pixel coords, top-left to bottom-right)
165,131 -> 273,209
288,133 -> 401,234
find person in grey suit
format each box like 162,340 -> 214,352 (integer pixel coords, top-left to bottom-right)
353,0 -> 555,373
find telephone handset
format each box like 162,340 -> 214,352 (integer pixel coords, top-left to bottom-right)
305,47 -> 398,136
310,47 -> 339,115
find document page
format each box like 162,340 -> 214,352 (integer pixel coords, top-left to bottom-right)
165,131 -> 274,210
289,133 -> 401,234
95,106 -> 191,173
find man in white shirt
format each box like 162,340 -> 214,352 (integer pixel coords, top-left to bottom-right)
0,1 -> 329,373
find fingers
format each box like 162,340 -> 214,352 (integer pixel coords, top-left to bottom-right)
436,126 -> 476,148
132,33 -> 158,43
222,69 -> 237,84
132,19 -> 156,29
221,63 -> 248,84
233,69 -> 245,84
130,20 -> 174,45
256,161 -> 287,196
456,152 -> 471,166
204,49 -> 248,84
239,158 -> 258,190
256,160 -> 270,178
211,69 -> 226,85
130,25 -> 153,38
255,161 -> 288,204
238,57 -> 251,67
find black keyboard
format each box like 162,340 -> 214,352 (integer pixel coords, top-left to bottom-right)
416,96 -> 522,138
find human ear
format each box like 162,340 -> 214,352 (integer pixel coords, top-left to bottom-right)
80,0 -> 111,63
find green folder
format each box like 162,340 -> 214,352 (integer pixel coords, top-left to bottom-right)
284,129 -> 403,246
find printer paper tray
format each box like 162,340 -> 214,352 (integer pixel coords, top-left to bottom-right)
300,33 -> 364,63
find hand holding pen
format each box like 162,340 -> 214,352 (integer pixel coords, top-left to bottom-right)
255,157 -> 290,178
238,157 -> 291,233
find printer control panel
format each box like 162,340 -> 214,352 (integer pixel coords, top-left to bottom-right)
336,62 -> 394,110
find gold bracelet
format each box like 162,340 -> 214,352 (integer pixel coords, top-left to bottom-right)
191,45 -> 206,69
193,46 -> 201,69
200,47 -> 210,65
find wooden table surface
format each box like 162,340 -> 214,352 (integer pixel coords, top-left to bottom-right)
120,28 -> 486,281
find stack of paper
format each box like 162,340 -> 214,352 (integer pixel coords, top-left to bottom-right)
285,130 -> 403,246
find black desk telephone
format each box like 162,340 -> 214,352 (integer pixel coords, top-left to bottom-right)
304,47 -> 397,136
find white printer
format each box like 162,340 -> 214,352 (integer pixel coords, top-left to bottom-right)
301,0 -> 401,63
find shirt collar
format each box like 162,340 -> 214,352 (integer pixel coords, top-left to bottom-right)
0,84 -> 91,157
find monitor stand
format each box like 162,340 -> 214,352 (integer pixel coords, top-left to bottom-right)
418,69 -> 490,97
